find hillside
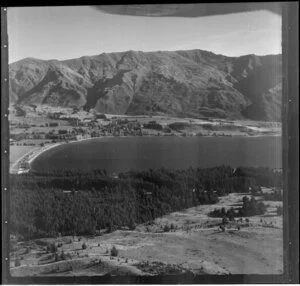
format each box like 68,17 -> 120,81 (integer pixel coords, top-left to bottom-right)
9,50 -> 282,121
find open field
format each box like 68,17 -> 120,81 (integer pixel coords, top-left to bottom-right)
10,192 -> 283,276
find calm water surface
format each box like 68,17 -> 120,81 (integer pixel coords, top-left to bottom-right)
31,136 -> 282,174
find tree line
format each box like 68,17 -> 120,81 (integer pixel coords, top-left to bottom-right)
10,166 -> 282,240
209,196 -> 267,219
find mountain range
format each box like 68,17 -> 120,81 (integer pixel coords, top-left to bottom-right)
9,49 -> 282,121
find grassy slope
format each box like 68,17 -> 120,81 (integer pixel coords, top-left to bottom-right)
10,192 -> 283,276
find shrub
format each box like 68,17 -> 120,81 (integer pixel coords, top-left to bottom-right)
163,224 -> 170,232
201,124 -> 214,131
110,246 -> 118,257
163,127 -> 172,133
128,218 -> 136,230
47,243 -> 57,253
143,122 -> 163,131
227,209 -> 235,221
276,205 -> 283,216
58,130 -> 68,135
264,191 -> 283,201
168,122 -> 189,131
14,259 -> 21,267
60,251 -> 66,260
107,222 -> 114,233
209,197 -> 266,218
222,216 -> 229,225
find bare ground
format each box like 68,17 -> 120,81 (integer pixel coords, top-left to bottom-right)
9,192 -> 283,276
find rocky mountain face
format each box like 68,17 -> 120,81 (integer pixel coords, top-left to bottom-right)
9,49 -> 282,121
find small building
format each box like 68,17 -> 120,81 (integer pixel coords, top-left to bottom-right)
111,173 -> 119,179
83,134 -> 91,140
17,168 -> 30,174
20,161 -> 30,169
9,138 -> 17,145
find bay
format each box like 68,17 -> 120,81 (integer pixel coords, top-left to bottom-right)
31,136 -> 282,174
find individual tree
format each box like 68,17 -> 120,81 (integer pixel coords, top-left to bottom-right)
110,246 -> 118,257
14,258 -> 21,267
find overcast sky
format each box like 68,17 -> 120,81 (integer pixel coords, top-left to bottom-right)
7,6 -> 282,63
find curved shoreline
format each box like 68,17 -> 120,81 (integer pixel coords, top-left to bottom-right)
27,136 -> 110,172
10,147 -> 39,174
10,137 -> 111,174
28,142 -> 63,165
11,133 -> 282,174
10,143 -> 63,174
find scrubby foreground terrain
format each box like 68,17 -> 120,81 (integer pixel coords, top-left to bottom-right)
10,191 -> 283,276
10,49 -> 281,121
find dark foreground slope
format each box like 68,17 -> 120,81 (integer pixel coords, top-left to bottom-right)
10,166 -> 282,239
10,166 -> 283,276
9,50 -> 282,121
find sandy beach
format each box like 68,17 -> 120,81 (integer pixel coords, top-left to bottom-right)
10,143 -> 62,174
9,136 -> 109,174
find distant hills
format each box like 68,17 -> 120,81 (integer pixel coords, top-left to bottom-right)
9,49 -> 282,121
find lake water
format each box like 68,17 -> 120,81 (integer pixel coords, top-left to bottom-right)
31,136 -> 282,174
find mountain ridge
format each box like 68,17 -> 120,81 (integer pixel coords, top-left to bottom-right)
10,48 -> 281,65
9,49 -> 282,121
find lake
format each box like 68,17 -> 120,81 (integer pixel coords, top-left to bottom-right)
31,136 -> 282,174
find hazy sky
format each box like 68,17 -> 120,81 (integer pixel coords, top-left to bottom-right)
7,6 -> 282,63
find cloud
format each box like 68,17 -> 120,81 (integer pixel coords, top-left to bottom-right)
93,3 -> 281,18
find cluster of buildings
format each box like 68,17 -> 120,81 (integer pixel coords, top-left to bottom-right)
10,113 -> 146,145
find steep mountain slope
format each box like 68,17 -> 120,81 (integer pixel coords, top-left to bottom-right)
9,50 -> 282,121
